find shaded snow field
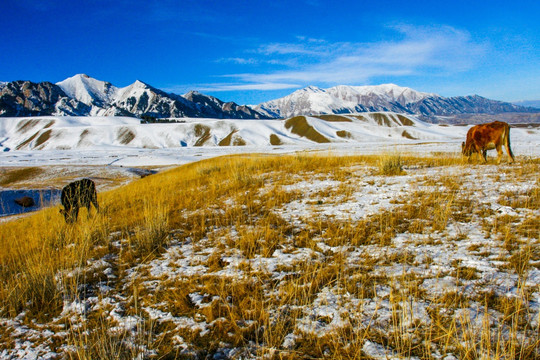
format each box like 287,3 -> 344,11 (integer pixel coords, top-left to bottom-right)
2,159 -> 538,359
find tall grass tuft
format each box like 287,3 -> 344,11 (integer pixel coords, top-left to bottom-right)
0,204 -> 110,318
67,312 -> 157,360
3,254 -> 61,319
378,153 -> 405,175
131,200 -> 170,258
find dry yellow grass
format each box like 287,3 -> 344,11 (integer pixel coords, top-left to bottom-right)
0,153 -> 538,359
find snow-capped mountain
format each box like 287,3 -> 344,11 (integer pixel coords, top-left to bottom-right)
254,84 -> 534,120
55,75 -> 258,118
2,76 -> 536,120
0,75 -> 271,119
253,84 -> 436,118
107,80 -> 201,118
0,80 -> 90,117
184,91 -> 269,119
327,84 -> 436,107
56,74 -> 119,110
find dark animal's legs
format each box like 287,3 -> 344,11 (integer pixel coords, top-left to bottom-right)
84,191 -> 99,219
86,201 -> 92,219
92,192 -> 99,213
71,207 -> 79,223
505,132 -> 515,163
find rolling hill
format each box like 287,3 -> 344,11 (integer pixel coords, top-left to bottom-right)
0,112 -> 464,151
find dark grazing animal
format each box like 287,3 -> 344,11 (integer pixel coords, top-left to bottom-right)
60,179 -> 99,223
461,121 -> 514,164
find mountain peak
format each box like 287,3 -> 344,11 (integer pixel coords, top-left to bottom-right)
302,85 -> 325,93
131,79 -> 151,89
184,90 -> 203,97
56,74 -> 118,107
62,73 -> 100,83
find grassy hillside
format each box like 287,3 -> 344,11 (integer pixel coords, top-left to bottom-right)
0,153 -> 538,359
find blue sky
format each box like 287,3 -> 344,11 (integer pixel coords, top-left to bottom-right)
1,0 -> 539,104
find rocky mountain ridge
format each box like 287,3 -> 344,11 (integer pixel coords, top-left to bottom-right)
0,74 -> 270,119
1,75 -> 537,121
0,80 -> 90,117
254,84 -> 536,121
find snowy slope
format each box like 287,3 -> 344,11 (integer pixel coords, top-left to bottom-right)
0,113 -> 428,150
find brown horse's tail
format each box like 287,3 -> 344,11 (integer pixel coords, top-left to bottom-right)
506,123 -> 515,161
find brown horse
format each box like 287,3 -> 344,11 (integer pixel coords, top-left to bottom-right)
462,121 -> 514,164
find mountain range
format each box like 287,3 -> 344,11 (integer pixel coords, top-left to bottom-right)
253,84 -> 537,120
0,74 -> 537,121
0,74 -> 268,119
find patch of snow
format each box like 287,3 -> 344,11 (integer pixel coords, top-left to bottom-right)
296,287 -> 351,336
362,339 -> 420,360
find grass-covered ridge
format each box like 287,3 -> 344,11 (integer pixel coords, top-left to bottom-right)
0,153 -> 538,359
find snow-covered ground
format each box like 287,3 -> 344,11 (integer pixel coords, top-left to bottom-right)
0,115 -> 538,167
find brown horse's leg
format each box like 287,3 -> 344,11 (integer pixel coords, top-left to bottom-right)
495,145 -> 503,164
476,145 -> 487,162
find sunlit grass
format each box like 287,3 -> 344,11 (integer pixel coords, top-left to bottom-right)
0,152 -> 538,359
